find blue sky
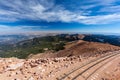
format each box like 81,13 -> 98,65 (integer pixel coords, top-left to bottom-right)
0,0 -> 120,34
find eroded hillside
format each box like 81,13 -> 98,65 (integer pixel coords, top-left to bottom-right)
29,40 -> 120,59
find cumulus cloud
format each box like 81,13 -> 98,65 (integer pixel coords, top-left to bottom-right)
80,14 -> 120,24
0,0 -> 120,24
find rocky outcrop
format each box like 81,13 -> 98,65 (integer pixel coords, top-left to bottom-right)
0,56 -> 83,80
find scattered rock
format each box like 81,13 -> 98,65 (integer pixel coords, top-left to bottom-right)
6,62 -> 24,71
28,76 -> 34,80
0,50 -> 120,80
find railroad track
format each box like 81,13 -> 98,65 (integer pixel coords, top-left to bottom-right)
58,50 -> 120,80
85,54 -> 119,80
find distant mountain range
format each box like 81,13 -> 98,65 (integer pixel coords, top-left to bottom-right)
0,35 -> 34,45
0,34 -> 120,59
0,33 -> 58,45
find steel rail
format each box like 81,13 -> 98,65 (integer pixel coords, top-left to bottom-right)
85,53 -> 120,80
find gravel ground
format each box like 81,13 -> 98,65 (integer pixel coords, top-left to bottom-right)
0,51 -> 120,80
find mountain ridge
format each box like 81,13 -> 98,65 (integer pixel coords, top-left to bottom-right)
28,40 -> 120,59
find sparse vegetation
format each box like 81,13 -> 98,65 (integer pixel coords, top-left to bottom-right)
0,35 -> 71,58
0,34 -> 120,59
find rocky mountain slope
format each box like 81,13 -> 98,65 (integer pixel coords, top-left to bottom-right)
0,35 -> 120,80
29,40 -> 120,59
56,40 -> 120,57
0,50 -> 120,80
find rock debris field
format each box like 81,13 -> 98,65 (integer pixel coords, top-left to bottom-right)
0,51 -> 120,80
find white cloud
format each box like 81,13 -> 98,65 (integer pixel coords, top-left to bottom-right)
99,5 -> 120,13
0,0 -> 120,25
79,14 -> 120,24
31,5 -> 46,12
85,0 -> 116,6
